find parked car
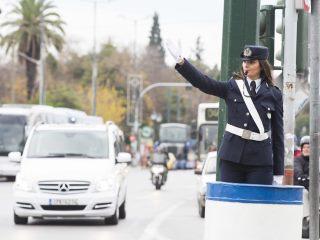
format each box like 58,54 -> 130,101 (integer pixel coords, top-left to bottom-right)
10,122 -> 131,225
195,151 -> 217,218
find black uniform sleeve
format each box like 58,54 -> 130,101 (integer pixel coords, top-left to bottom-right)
175,59 -> 228,99
271,87 -> 284,175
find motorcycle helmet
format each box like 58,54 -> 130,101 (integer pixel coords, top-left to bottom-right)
300,135 -> 310,148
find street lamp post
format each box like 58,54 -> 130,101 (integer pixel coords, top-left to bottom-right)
39,14 -> 46,105
119,15 -> 150,70
91,0 -> 98,115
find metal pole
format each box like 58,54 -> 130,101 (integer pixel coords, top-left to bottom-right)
309,1 -> 320,239
282,0 -> 298,185
133,19 -> 137,70
39,14 -> 46,105
91,0 -> 98,115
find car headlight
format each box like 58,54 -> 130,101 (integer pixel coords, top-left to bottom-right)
14,177 -> 34,192
96,178 -> 116,192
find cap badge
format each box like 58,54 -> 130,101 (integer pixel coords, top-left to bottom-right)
243,48 -> 252,57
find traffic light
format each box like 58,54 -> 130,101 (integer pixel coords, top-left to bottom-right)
274,0 -> 285,70
296,10 -> 308,74
259,5 -> 275,66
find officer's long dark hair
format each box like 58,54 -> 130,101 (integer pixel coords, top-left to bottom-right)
232,60 -> 274,86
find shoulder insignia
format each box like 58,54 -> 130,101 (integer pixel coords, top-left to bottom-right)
273,85 -> 281,91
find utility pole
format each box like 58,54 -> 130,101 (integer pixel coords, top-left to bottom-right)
282,0 -> 298,185
39,14 -> 46,105
309,1 -> 319,239
91,0 -> 98,115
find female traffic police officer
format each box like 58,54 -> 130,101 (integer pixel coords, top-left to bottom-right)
166,41 -> 284,185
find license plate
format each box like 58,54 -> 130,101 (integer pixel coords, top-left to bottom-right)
49,199 -> 78,205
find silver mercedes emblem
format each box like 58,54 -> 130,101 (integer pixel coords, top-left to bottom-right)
58,183 -> 70,192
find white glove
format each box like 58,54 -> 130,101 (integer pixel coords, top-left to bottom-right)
165,39 -> 184,64
273,175 -> 283,185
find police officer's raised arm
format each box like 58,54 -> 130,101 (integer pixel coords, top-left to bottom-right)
166,40 -> 228,99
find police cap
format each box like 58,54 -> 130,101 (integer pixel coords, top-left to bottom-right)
240,45 -> 269,61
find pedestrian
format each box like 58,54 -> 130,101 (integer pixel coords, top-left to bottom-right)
293,135 -> 311,227
294,135 -> 310,189
166,41 -> 284,185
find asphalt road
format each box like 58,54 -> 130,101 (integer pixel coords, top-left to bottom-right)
0,167 -> 204,240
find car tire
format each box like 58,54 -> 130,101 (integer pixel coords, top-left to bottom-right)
14,212 -> 28,225
119,200 -> 126,219
155,182 -> 161,190
302,217 -> 309,239
105,206 -> 119,225
199,205 -> 205,218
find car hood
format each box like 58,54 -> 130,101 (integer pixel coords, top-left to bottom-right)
20,158 -> 114,182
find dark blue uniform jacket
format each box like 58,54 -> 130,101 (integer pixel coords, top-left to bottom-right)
176,60 -> 284,175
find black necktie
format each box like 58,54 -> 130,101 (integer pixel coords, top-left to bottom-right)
250,81 -> 256,97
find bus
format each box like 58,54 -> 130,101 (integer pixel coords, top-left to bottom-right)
196,103 -> 219,172
158,123 -> 192,169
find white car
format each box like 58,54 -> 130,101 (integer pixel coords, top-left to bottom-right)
10,122 -> 131,225
195,151 -> 217,218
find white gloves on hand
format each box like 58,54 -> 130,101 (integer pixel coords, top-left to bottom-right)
273,175 -> 284,185
165,39 -> 184,64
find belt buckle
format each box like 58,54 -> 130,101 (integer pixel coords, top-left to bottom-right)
242,129 -> 252,140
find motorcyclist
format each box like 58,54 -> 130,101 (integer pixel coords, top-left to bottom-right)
294,135 -> 310,190
151,146 -> 169,182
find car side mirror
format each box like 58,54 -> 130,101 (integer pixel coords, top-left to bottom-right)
8,152 -> 22,163
117,152 -> 132,163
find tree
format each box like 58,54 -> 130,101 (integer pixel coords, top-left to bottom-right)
95,87 -> 126,125
148,12 -> 165,61
1,0 -> 65,100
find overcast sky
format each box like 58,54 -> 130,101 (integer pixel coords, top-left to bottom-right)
0,0 -> 277,68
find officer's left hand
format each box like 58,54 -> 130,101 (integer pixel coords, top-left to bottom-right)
273,175 -> 283,185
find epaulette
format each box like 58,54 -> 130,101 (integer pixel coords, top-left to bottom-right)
273,85 -> 281,91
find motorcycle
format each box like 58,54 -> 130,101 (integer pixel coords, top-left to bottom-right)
150,152 -> 168,190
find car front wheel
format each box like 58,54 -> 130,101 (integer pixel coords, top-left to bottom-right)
14,212 -> 28,225
105,206 -> 119,225
119,200 -> 126,219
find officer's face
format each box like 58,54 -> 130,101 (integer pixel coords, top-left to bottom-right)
242,60 -> 261,80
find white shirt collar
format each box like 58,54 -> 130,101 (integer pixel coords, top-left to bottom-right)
247,77 -> 262,90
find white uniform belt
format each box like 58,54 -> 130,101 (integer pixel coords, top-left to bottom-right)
225,124 -> 269,141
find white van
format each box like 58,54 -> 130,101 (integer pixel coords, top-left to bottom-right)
10,122 -> 131,225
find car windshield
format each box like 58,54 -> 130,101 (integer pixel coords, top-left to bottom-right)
0,115 -> 26,155
27,130 -> 109,159
204,156 -> 216,174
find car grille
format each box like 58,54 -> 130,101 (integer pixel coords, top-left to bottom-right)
41,205 -> 86,211
38,181 -> 90,194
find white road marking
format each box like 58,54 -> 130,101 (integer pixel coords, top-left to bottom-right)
137,201 -> 186,240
